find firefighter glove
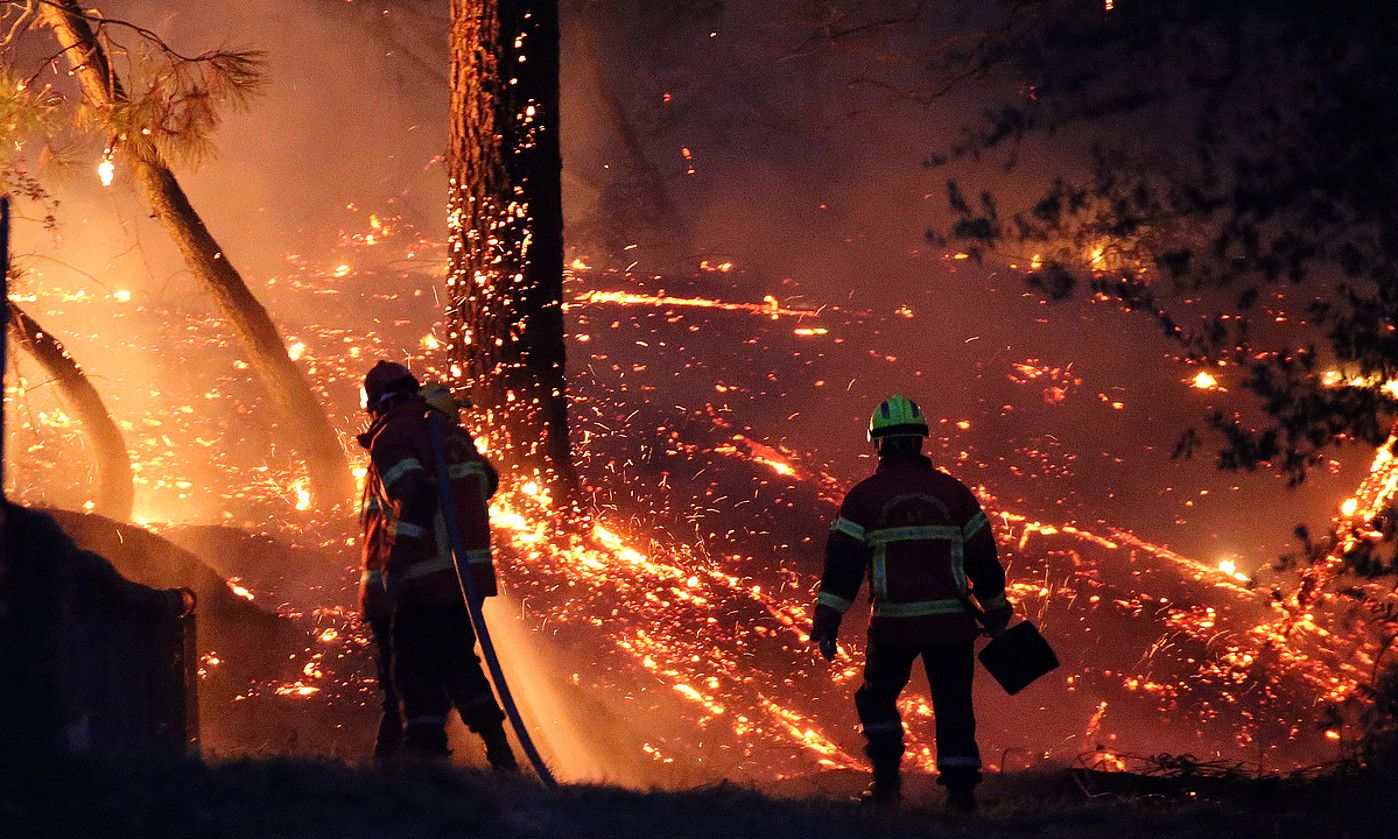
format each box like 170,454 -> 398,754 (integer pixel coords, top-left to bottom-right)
812,609 -> 840,661
982,603 -> 1013,638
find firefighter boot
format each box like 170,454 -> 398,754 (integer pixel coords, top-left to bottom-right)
480,723 -> 520,773
401,723 -> 451,759
372,710 -> 403,761
858,770 -> 902,807
855,727 -> 900,805
858,742 -> 903,807
938,767 -> 981,813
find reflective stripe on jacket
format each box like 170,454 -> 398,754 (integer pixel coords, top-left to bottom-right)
357,423 -> 393,621
815,453 -> 1007,645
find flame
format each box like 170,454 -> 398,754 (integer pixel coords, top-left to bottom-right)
576,289 -> 819,318
291,478 -> 312,511
6,203 -> 1383,780
226,578 -> 254,601
97,149 -> 115,187
1191,370 -> 1220,390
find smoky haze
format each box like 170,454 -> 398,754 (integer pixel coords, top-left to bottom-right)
4,0 -> 1367,567
1,0 -> 1376,781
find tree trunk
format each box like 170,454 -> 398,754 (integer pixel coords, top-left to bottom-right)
447,0 -> 576,490
7,303 -> 134,521
38,0 -> 353,508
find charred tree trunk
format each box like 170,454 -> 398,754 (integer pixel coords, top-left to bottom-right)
448,0 -> 576,489
2,195 -> 9,507
7,303 -> 134,521
38,0 -> 353,508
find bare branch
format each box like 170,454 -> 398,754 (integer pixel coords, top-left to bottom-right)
5,0 -> 256,65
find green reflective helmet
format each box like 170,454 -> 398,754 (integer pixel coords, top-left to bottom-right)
868,394 -> 930,442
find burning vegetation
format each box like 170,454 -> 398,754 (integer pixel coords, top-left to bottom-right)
4,0 -> 1398,800
5,204 -> 1390,783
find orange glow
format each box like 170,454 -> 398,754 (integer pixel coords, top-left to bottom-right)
226,578 -> 254,601
1191,370 -> 1220,390
576,289 -> 819,318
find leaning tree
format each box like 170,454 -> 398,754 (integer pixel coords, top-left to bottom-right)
447,0 -> 576,489
14,0 -> 355,507
7,302 -> 134,520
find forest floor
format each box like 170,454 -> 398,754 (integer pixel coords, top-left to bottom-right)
2,755 -> 1393,839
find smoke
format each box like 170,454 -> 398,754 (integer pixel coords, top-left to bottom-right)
2,0 -> 1380,780
4,0 -> 1364,554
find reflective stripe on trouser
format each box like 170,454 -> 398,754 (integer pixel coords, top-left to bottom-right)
855,638 -> 981,775
391,601 -> 505,736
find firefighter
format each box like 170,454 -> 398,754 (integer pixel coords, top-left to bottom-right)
359,361 -> 518,770
811,395 -> 1011,811
356,421 -> 405,759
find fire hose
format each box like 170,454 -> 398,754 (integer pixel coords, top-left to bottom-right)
426,411 -> 558,787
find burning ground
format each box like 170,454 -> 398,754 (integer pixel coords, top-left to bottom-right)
4,200 -> 1387,786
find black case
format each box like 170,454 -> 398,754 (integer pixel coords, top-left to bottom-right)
978,620 -> 1060,695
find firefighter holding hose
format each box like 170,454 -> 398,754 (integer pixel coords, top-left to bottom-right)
358,360 -> 517,770
811,395 -> 1012,811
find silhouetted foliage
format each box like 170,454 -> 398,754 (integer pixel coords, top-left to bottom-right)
928,0 -> 1398,491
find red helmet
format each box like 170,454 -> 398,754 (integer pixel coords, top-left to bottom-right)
363,360 -> 419,411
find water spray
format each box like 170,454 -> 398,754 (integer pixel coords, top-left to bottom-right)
427,410 -> 558,787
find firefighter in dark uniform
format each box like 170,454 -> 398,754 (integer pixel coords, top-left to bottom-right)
354,456 -> 403,759
811,395 -> 1012,810
359,361 -> 517,770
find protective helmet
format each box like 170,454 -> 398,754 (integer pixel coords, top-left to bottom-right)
421,382 -> 471,417
363,360 -> 419,410
868,394 -> 930,442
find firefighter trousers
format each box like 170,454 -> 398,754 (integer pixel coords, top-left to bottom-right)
367,617 -> 403,758
854,639 -> 980,781
392,601 -> 505,752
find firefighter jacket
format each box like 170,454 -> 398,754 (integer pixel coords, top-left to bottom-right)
359,398 -> 500,608
813,453 -> 1009,646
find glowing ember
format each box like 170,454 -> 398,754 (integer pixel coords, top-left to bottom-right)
291,478 -> 312,512
5,207 -> 1380,781
225,578 -> 255,601
97,149 -> 115,187
576,289 -> 820,318
1217,558 -> 1249,583
274,683 -> 321,698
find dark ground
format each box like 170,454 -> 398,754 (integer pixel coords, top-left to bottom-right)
1,756 -> 1391,839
